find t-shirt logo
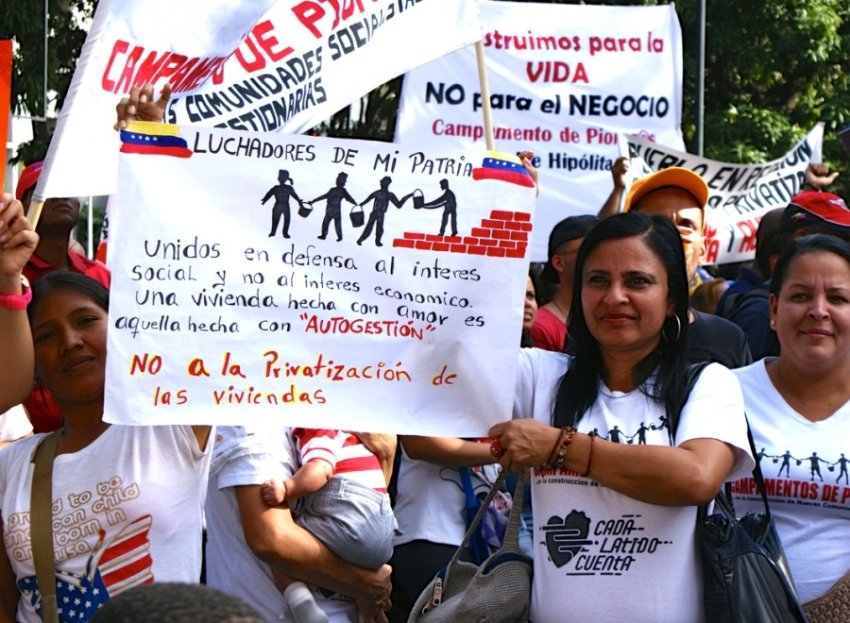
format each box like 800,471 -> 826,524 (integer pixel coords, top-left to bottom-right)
542,510 -> 591,567
18,515 -> 154,621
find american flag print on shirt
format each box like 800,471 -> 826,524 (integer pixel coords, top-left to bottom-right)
18,515 -> 154,622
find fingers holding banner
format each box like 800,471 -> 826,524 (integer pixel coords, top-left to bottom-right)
114,83 -> 172,130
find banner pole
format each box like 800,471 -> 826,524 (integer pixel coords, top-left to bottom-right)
27,200 -> 44,230
475,41 -> 495,151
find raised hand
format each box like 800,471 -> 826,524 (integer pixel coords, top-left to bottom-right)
114,83 -> 172,130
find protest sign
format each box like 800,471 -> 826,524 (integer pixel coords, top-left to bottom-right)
396,0 -> 684,261
625,124 -> 824,264
104,124 -> 536,435
35,0 -> 482,203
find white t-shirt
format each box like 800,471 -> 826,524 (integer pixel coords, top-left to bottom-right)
0,406 -> 32,443
0,425 -> 210,623
515,349 -> 753,623
204,425 -> 357,623
392,443 -> 502,548
732,360 -> 850,604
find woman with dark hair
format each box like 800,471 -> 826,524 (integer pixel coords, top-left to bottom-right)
521,268 -> 540,348
0,268 -> 212,623
731,234 -> 850,617
490,212 -> 754,622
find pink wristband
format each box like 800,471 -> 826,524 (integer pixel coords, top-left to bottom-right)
0,284 -> 32,310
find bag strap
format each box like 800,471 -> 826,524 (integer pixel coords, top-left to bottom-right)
498,474 -> 526,553
420,473 -> 529,614
31,431 -> 61,623
458,467 -> 489,565
699,424 -> 771,523
448,471 -> 526,570
670,361 -> 711,440
727,425 -> 772,517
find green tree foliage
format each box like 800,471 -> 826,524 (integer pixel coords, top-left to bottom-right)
0,0 -> 96,165
676,0 -> 850,199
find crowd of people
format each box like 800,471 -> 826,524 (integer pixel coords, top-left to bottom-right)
0,84 -> 847,622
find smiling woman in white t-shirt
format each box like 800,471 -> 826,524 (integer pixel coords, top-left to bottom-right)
0,200 -> 212,623
490,212 -> 754,623
732,234 -> 850,616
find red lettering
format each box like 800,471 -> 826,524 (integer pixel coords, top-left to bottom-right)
252,20 -> 293,62
114,46 -> 145,95
168,58 -> 201,92
133,50 -> 172,87
151,53 -> 187,84
292,1 -> 326,38
704,238 -> 720,264
101,39 -> 129,92
100,39 -> 224,93
173,57 -> 225,92
736,218 -> 758,254
234,36 -> 267,73
341,0 -> 366,22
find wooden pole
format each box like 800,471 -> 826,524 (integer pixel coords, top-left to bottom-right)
475,41 -> 495,151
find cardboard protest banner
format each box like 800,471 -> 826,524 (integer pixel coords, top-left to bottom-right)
395,0 -> 684,261
34,0 -> 482,203
104,124 -> 536,435
625,124 -> 824,264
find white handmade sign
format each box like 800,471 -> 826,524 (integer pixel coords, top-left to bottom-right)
105,124 -> 536,434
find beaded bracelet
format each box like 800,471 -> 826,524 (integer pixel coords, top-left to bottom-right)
545,426 -> 575,469
580,433 -> 595,477
544,427 -> 568,467
0,284 -> 31,311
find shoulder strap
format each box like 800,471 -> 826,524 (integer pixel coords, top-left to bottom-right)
458,467 -> 488,565
670,361 -> 711,438
31,432 -> 61,623
725,425 -> 771,518
451,471 -> 526,568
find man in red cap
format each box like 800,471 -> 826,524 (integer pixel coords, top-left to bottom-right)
16,161 -> 110,432
17,161 -> 110,289
724,191 -> 850,358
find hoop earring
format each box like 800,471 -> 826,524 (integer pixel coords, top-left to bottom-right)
662,314 -> 682,343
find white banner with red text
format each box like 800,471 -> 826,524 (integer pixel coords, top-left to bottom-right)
35,0 -> 481,203
395,0 -> 684,261
625,124 -> 824,265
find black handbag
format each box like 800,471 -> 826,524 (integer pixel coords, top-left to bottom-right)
697,428 -> 808,623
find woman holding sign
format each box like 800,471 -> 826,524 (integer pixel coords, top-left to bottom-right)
0,194 -> 212,622
731,234 -> 850,619
0,196 -> 391,623
489,212 -> 754,622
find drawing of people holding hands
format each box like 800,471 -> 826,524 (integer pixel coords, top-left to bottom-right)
356,176 -> 413,247
421,178 -> 458,237
262,169 -> 302,239
310,172 -> 358,242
